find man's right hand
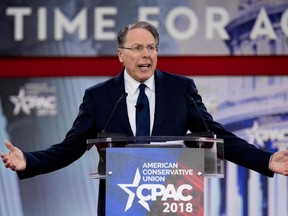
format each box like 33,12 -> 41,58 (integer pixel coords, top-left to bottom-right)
1,140 -> 26,171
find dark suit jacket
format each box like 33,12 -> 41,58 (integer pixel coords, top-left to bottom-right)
19,69 -> 274,214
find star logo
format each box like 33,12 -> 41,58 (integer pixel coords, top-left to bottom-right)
118,168 -> 150,211
9,88 -> 32,115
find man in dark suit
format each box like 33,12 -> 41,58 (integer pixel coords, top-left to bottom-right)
2,21 -> 288,215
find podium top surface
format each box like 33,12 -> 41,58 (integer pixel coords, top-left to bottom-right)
87,135 -> 224,145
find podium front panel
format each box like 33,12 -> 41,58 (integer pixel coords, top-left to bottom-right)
105,148 -> 204,216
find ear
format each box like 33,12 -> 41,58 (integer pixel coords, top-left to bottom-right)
118,48 -> 123,63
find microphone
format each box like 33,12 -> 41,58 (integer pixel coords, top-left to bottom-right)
98,92 -> 128,138
186,93 -> 214,138
135,103 -> 144,111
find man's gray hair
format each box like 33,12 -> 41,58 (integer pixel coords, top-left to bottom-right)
117,21 -> 159,47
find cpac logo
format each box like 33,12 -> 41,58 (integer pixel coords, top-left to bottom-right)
9,88 -> 57,116
118,168 -> 193,212
245,121 -> 288,147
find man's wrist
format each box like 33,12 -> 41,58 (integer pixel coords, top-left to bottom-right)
268,153 -> 274,171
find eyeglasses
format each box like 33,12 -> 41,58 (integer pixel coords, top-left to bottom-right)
119,45 -> 158,53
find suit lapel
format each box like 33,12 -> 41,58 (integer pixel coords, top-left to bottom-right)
111,70 -> 134,136
152,70 -> 167,136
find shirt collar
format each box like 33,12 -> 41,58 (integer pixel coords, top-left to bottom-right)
124,69 -> 155,96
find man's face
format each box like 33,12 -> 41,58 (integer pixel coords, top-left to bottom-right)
118,28 -> 158,83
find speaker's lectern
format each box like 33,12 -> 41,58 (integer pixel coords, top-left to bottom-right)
87,136 -> 224,216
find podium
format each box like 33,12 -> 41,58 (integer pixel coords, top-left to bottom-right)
87,136 -> 224,216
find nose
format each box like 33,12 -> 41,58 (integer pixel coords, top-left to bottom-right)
141,49 -> 151,58
142,47 -> 157,58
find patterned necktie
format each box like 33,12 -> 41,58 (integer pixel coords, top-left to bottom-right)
136,84 -> 150,136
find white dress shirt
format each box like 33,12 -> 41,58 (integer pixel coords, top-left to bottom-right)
124,69 -> 155,136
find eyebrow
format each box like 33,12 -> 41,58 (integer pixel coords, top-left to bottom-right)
129,43 -> 156,46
